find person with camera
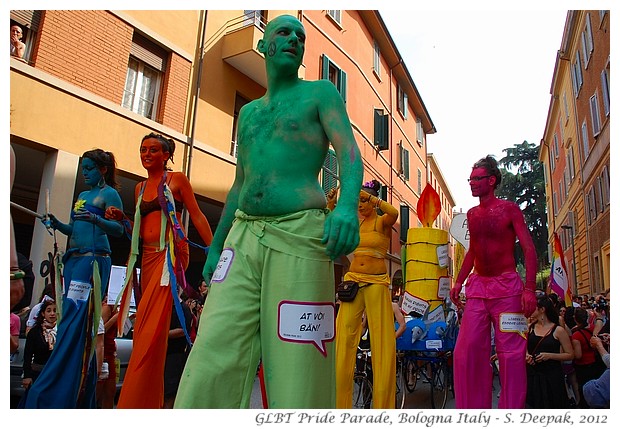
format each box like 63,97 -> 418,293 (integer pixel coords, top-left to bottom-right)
571,307 -> 607,408
333,179 -> 399,409
591,295 -> 609,339
525,294 -> 574,408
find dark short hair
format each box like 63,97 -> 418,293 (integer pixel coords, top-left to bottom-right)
473,155 -> 502,189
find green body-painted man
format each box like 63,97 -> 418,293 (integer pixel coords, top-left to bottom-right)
174,14 -> 363,408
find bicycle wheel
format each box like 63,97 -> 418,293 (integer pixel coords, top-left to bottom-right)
404,360 -> 418,393
395,360 -> 406,409
430,360 -> 449,409
352,374 -> 373,409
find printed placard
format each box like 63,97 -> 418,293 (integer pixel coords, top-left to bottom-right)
426,339 -> 443,349
427,304 -> 445,324
107,265 -> 138,307
401,291 -> 430,316
278,301 -> 335,356
67,280 -> 91,304
499,312 -> 528,339
437,276 -> 451,298
436,244 -> 449,268
211,248 -> 234,283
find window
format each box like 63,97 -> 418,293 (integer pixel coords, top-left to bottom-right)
400,205 -> 409,243
231,93 -> 250,158
553,134 -> 559,158
549,143 -> 556,171
567,145 -> 575,181
590,93 -> 601,136
415,118 -> 424,146
581,121 -> 589,159
327,10 -> 342,25
373,41 -> 380,77
397,85 -> 408,119
243,10 -> 266,29
564,169 -> 570,196
398,141 -> 410,181
563,92 -> 570,124
572,51 -> 583,97
586,186 -> 597,224
582,13 -> 594,67
600,165 -> 610,208
373,109 -> 389,150
10,10 -> 42,63
321,54 -> 347,102
558,181 -> 563,206
552,191 -> 558,216
122,33 -> 167,120
417,169 -> 422,195
321,149 -> 338,193
601,69 -> 610,116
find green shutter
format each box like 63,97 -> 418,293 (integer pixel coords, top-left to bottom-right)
321,54 -> 330,80
340,69 -> 347,103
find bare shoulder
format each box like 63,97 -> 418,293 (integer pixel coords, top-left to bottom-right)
306,79 -> 340,97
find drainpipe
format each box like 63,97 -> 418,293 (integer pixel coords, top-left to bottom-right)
184,10 -> 208,230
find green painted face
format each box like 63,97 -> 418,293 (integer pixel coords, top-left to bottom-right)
260,15 -> 306,67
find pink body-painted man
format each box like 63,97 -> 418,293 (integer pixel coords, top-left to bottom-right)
450,155 -> 537,409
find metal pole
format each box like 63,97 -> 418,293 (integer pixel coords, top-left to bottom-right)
183,10 -> 209,231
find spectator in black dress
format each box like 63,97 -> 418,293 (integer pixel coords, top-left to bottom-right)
525,294 -> 574,408
21,299 -> 57,390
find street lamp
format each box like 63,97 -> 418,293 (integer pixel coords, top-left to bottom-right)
560,225 -> 578,297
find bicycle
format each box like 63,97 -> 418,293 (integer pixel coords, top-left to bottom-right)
352,346 -> 373,408
399,350 -> 452,408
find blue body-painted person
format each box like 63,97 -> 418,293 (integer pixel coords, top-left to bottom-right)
23,149 -> 124,408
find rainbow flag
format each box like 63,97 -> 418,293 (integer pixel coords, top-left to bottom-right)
550,232 -> 572,306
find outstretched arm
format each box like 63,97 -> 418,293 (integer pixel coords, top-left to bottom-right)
318,82 -> 363,259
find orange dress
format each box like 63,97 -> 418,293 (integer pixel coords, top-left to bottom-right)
117,177 -> 191,408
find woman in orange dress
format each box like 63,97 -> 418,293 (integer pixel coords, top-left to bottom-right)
112,133 -> 213,408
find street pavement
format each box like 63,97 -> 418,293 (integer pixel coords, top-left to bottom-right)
250,371 -> 500,409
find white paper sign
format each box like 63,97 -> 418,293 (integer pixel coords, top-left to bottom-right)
499,312 -> 528,339
437,276 -> 451,298
436,244 -> 449,268
449,213 -> 470,250
67,280 -> 91,303
278,301 -> 335,356
211,248 -> 234,283
401,291 -> 430,316
426,339 -> 443,349
107,265 -> 138,307
427,305 -> 445,324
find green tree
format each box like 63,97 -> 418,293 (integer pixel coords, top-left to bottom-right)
496,140 -> 549,270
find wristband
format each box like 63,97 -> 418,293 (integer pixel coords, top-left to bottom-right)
11,270 -> 25,280
375,198 -> 382,209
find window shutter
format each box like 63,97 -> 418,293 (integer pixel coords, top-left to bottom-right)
131,33 -> 167,72
374,109 -> 389,150
400,205 -> 409,243
321,54 -> 330,80
10,10 -> 42,32
321,149 -> 338,193
339,69 -> 347,103
403,149 -> 410,181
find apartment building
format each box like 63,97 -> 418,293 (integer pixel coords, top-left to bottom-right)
10,10 -> 435,305
540,10 -> 610,297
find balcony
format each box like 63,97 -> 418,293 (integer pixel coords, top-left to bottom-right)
221,12 -> 305,88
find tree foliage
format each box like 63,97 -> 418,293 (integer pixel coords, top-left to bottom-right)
496,140 -> 548,269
